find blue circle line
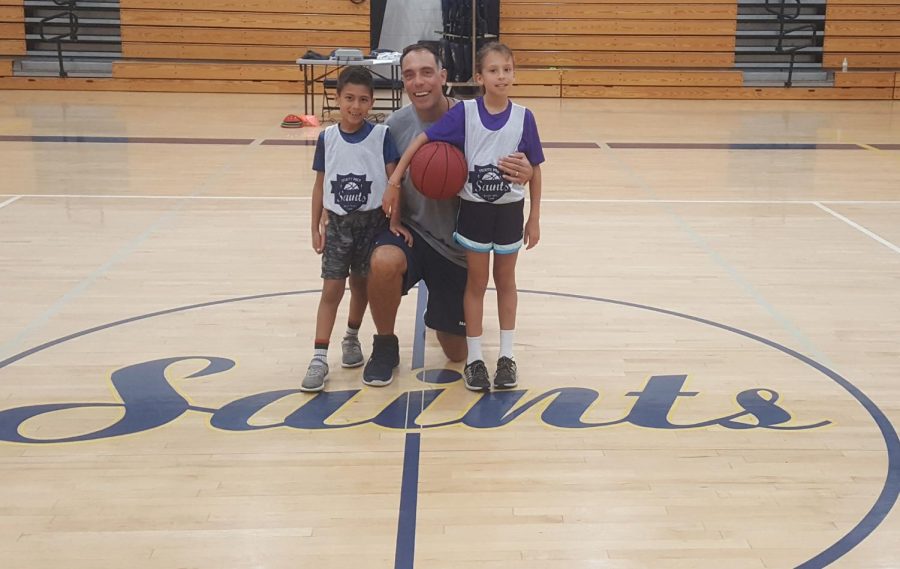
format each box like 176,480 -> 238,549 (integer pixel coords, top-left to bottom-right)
517,288 -> 898,569
0,290 -> 319,370
0,288 -> 895,569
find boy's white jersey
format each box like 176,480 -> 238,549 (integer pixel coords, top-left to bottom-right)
323,123 -> 389,215
460,99 -> 526,204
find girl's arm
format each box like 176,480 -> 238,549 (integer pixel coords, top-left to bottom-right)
524,164 -> 541,250
382,132 -> 429,217
385,162 -> 413,246
311,171 -> 327,253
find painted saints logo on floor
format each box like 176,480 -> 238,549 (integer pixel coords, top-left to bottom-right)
469,164 -> 510,202
0,356 -> 831,444
0,290 -> 859,445
331,173 -> 372,213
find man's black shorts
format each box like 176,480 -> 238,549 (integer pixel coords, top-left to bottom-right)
372,227 -> 467,336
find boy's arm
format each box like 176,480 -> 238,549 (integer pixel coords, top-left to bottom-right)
383,132 -> 429,217
311,171 -> 326,254
524,164 -> 541,250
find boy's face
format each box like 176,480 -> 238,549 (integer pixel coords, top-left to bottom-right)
401,50 -> 447,115
476,52 -> 514,96
337,83 -> 374,129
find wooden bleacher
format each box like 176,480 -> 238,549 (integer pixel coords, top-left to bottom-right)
0,0 -> 366,93
824,0 -> 900,75
504,0 -> 899,100
0,0 -> 897,100
110,0 -> 367,93
503,0 -> 739,98
0,0 -> 24,58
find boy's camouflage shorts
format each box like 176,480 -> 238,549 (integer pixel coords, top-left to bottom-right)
321,208 -> 388,280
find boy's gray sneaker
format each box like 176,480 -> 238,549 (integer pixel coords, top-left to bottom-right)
341,334 -> 364,368
301,359 -> 329,392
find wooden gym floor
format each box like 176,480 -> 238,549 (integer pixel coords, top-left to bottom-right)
0,91 -> 898,568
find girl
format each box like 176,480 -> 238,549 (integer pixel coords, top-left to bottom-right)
385,42 -> 544,391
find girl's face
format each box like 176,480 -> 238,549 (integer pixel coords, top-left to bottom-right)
476,51 -> 514,97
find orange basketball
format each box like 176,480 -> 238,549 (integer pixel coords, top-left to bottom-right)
409,141 -> 467,200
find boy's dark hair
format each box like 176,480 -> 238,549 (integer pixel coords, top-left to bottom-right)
336,66 -> 374,95
475,42 -> 515,74
400,43 -> 443,70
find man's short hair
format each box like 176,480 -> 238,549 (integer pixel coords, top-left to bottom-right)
336,66 -> 373,95
400,43 -> 443,70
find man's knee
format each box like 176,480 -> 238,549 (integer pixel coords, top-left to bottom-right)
436,331 -> 467,362
369,245 -> 407,282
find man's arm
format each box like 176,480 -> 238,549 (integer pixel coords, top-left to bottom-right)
501,108 -> 542,185
385,162 -> 413,246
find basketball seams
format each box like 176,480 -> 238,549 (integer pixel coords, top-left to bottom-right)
452,148 -> 467,197
424,146 -> 440,197
410,141 -> 467,200
411,143 -> 437,192
438,142 -> 449,199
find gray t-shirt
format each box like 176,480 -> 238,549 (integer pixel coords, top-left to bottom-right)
387,102 -> 467,268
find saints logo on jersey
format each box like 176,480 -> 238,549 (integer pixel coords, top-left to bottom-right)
468,164 -> 510,203
331,173 -> 372,213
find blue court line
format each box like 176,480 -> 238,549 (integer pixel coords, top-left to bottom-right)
0,211 -> 183,361
0,135 -> 254,145
0,289 -> 894,568
602,141 -> 898,568
395,432 -> 421,569
394,281 -> 429,568
514,289 -> 899,569
542,142 -> 600,148
259,139 -> 318,146
0,136 -> 592,148
0,291 -> 320,370
607,142 -> 864,150
5,135 -> 897,150
0,125 -> 284,362
411,282 -> 429,370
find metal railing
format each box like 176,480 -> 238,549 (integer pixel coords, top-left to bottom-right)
764,0 -> 819,87
37,0 -> 79,77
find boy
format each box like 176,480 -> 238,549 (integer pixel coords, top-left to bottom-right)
302,66 -> 405,392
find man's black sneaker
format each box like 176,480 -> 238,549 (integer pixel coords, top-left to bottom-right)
493,356 -> 518,389
363,334 -> 399,386
463,360 -> 491,392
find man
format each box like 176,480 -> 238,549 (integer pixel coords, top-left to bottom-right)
362,43 -> 534,386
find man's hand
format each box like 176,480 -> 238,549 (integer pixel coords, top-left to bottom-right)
390,220 -> 414,247
499,152 -> 533,185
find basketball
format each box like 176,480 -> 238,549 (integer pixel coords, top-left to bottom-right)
409,141 -> 467,200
